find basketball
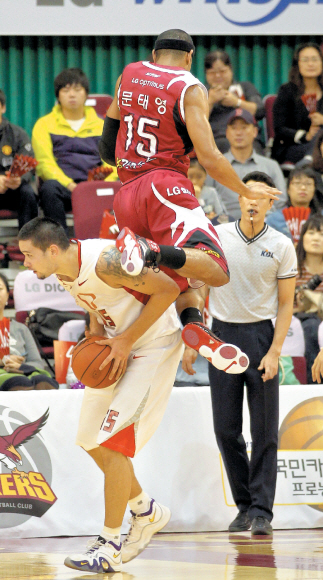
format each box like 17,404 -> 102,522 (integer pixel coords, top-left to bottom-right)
278,396 -> 323,512
71,335 -> 115,389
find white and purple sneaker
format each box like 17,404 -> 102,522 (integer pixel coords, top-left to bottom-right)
64,535 -> 122,573
182,322 -> 249,374
116,227 -> 161,276
122,499 -> 171,563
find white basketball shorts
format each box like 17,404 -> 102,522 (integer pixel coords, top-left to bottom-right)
75,330 -> 183,457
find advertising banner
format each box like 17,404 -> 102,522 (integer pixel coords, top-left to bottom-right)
0,386 -> 323,538
0,0 -> 322,36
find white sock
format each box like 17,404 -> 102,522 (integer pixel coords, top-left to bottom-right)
100,525 -> 121,545
128,490 -> 152,514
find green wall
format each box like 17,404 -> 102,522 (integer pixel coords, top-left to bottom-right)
0,35 -> 321,137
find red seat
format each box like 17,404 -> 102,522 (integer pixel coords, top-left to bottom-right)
0,210 -> 18,219
0,210 -> 23,264
71,181 -> 121,239
292,356 -> 307,385
6,245 -> 24,263
85,94 -> 113,119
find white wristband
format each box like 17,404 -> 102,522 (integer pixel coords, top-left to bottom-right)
237,98 -> 242,107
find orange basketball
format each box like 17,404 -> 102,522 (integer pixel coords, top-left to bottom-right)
278,396 -> 323,512
71,335 -> 115,388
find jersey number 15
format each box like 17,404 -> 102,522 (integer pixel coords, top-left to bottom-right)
124,115 -> 160,158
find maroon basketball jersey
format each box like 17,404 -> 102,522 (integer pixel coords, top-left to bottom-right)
115,61 -> 206,184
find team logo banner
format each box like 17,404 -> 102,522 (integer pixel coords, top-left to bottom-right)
0,394 -> 105,537
0,0 -> 322,35
0,473 -> 56,517
0,387 -> 323,538
0,407 -> 56,522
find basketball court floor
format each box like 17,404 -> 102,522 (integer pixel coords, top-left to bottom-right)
1,530 -> 323,579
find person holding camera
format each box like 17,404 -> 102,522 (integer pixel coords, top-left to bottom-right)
294,214 -> 323,383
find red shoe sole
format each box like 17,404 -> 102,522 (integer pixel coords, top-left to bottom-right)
182,323 -> 224,352
116,227 -> 131,253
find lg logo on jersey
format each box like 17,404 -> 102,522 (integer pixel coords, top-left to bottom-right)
37,0 -> 102,6
167,186 -> 193,197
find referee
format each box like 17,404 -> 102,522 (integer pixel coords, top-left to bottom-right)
186,171 -> 297,535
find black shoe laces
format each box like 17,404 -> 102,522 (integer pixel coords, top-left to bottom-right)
86,536 -> 106,554
138,239 -> 160,272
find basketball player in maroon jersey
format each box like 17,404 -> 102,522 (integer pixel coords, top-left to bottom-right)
99,29 -> 280,374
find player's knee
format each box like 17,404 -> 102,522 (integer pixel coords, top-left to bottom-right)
208,267 -> 229,288
100,445 -> 129,463
39,179 -> 62,202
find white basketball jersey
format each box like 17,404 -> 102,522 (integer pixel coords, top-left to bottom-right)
56,239 -> 180,349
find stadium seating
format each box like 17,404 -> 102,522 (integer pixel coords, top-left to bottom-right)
85,94 -> 113,118
71,181 -> 121,239
291,356 -> 307,384
14,270 -> 85,358
0,209 -> 24,263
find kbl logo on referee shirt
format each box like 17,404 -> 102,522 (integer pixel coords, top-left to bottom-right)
261,249 -> 274,258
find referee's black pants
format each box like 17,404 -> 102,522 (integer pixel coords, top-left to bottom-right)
209,318 -> 279,522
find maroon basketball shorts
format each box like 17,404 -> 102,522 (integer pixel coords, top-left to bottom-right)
113,169 -> 229,292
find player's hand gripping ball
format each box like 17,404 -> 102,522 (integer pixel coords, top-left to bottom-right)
71,335 -> 116,388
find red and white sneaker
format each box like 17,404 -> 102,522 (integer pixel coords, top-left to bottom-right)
116,227 -> 161,276
182,322 -> 249,374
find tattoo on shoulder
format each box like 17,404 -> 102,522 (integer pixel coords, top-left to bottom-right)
96,246 -> 145,286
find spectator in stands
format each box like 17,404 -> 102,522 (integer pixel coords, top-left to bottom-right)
188,158 -> 232,223
272,43 -> 323,165
266,167 -> 323,241
294,215 -> 323,383
206,109 -> 287,219
32,68 -> 117,232
310,129 -> 323,199
205,50 -> 265,154
0,89 -> 38,229
0,274 -> 58,390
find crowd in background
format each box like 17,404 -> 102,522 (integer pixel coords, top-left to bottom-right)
2,41 -> 323,387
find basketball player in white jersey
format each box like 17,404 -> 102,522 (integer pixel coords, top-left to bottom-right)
18,217 -> 183,574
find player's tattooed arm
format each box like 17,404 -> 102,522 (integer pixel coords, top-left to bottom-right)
96,245 -> 145,287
